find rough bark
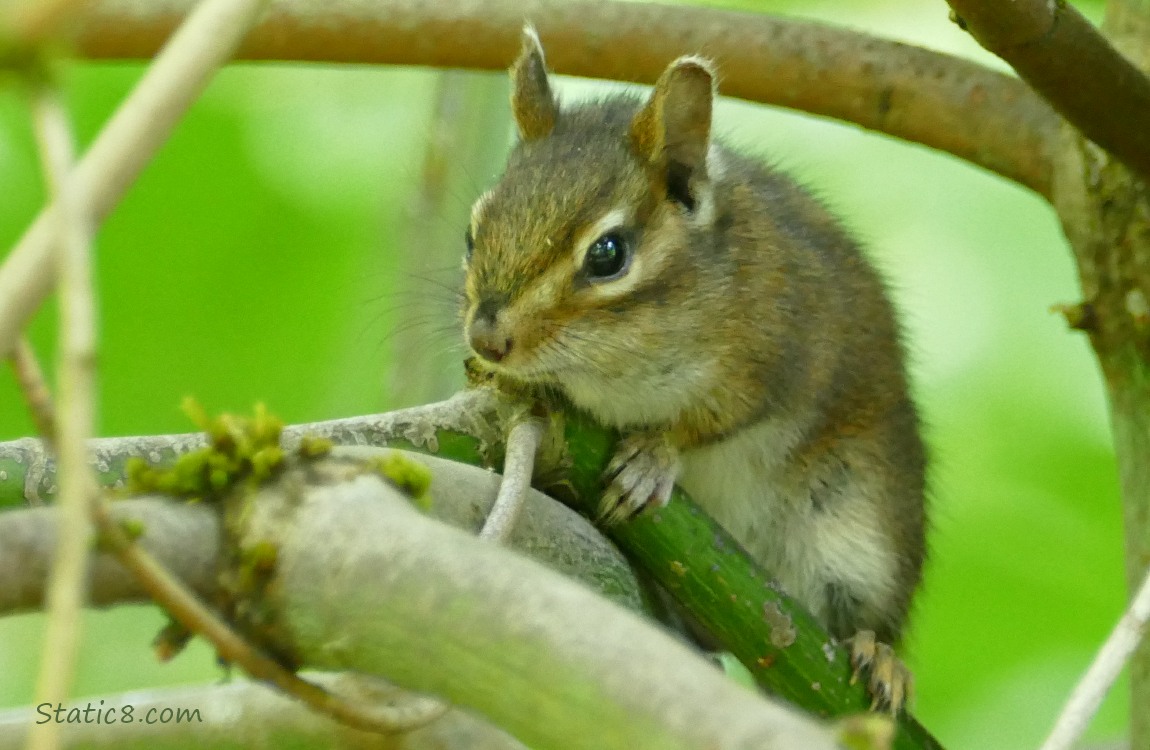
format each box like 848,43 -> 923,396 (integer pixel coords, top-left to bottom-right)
1051,1 -> 1150,744
946,0 -> 1150,181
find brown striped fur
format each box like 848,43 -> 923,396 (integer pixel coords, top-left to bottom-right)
463,29 -> 927,659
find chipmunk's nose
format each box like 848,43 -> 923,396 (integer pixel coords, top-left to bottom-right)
469,300 -> 513,363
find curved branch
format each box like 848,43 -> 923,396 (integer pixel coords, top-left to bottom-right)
71,0 -> 1056,196
255,463 -> 845,749
1,0 -> 91,46
0,449 -> 643,616
0,457 -> 842,750
947,0 -> 1150,182
481,417 -> 543,541
0,399 -> 942,747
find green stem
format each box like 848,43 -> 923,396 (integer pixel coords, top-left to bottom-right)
551,413 -> 942,750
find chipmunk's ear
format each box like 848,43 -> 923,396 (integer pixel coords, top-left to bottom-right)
630,56 -> 715,208
510,25 -> 558,141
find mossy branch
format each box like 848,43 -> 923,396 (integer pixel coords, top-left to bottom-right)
0,389 -> 944,749
0,449 -> 845,750
0,446 -> 644,617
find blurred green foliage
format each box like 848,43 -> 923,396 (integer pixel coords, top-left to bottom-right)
0,1 -> 1130,748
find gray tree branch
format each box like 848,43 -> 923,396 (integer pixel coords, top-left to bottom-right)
0,450 -> 848,750
0,447 -> 644,616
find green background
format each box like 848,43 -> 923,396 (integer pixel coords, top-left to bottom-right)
0,0 -> 1130,747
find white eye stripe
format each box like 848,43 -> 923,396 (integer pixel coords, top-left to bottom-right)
583,247 -> 647,300
571,207 -> 632,271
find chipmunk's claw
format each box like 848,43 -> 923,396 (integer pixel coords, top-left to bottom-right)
846,630 -> 913,714
598,432 -> 680,526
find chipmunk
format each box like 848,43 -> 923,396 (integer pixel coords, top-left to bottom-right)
461,27 -> 927,712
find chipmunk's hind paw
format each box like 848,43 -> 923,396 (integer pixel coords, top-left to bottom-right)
598,432 -> 680,526
846,630 -> 913,714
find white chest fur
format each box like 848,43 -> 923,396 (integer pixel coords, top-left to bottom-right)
676,418 -> 899,624
560,358 -> 719,429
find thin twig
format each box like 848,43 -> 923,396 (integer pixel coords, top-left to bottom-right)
7,337 -> 57,466
89,499 -> 447,733
947,0 -> 1150,182
1038,565 -> 1150,750
480,418 -> 543,542
0,0 -> 273,359
25,78 -> 95,750
3,0 -> 442,732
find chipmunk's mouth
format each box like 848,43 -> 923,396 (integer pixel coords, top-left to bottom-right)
466,340 -> 561,383
465,301 -> 569,383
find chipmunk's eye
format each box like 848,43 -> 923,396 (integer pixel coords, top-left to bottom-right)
464,228 -> 475,261
584,231 -> 630,280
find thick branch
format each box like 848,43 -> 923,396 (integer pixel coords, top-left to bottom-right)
0,389 -> 510,508
0,392 -> 940,748
0,449 -> 643,616
947,0 -> 1150,182
0,0 -> 90,47
70,0 -> 1055,196
1,457 -> 843,750
0,497 -> 220,613
252,463 -> 843,750
1048,0 -> 1150,745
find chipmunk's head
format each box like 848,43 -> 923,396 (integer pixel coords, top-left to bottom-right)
462,27 -> 724,416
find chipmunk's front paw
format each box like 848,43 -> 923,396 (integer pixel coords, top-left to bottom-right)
598,432 -> 680,526
846,630 -> 914,714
